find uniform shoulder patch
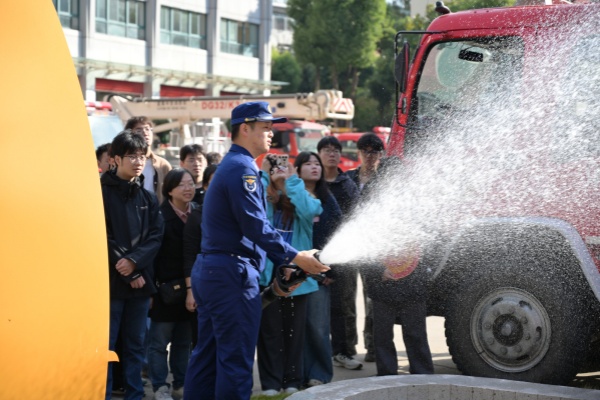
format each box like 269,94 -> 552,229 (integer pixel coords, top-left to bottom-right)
242,174 -> 258,193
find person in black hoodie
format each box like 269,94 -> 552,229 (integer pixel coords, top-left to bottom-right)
101,130 -> 164,400
148,169 -> 198,400
358,155 -> 434,376
317,136 -> 363,370
344,133 -> 385,364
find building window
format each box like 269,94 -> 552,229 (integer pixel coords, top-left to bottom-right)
96,0 -> 146,40
160,6 -> 207,49
273,12 -> 293,32
220,19 -> 259,58
52,0 -> 79,30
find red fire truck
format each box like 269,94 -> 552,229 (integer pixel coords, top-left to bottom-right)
389,1 -> 599,385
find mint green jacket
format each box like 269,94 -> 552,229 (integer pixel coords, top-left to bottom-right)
259,174 -> 322,296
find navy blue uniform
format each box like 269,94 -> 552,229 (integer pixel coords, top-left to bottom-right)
184,144 -> 297,400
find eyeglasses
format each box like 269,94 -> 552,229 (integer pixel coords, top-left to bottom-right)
133,126 -> 153,134
321,148 -> 341,155
184,157 -> 205,164
177,182 -> 196,189
122,154 -> 147,163
361,149 -> 383,156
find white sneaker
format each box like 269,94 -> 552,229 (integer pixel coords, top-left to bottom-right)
261,389 -> 280,396
171,386 -> 183,400
332,353 -> 363,370
153,385 -> 174,400
307,379 -> 324,387
284,387 -> 299,394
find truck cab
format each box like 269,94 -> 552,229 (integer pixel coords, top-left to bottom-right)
389,2 -> 600,385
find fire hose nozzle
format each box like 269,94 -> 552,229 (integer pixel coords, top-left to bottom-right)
313,250 -> 322,263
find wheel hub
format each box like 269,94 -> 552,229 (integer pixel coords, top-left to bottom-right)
493,314 -> 523,346
471,287 -> 551,373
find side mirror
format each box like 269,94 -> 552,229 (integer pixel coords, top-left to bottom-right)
395,41 -> 410,93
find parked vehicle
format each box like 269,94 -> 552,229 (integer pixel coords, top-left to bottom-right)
389,1 -> 600,385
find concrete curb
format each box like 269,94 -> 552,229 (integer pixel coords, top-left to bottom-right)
288,375 -> 600,400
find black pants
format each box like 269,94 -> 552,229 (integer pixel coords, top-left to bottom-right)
330,265 -> 358,356
372,299 -> 434,375
257,294 -> 308,391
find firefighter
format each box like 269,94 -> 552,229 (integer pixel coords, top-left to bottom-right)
183,102 -> 329,400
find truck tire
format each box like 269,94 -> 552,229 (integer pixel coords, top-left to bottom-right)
444,268 -> 590,385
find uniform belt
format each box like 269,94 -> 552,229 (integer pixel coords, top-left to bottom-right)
228,253 -> 260,271
202,252 -> 260,271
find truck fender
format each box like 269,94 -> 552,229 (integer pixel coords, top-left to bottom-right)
433,216 -> 600,302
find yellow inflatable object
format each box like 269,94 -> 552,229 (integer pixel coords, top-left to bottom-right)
0,1 -> 112,399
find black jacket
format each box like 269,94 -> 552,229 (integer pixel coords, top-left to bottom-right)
182,205 -> 203,278
326,168 -> 360,217
149,201 -> 198,322
361,261 -> 429,306
101,170 -> 164,299
313,193 -> 342,251
313,193 -> 342,281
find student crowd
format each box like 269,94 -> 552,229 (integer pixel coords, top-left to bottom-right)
97,103 -> 432,400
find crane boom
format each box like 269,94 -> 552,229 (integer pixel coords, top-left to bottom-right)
109,90 -> 354,125
108,90 -> 354,156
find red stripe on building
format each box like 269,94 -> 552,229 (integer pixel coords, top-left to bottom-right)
96,78 -> 144,95
160,85 -> 206,97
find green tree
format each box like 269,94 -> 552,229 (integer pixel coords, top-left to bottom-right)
426,0 -> 515,19
363,4 -> 429,129
288,0 -> 386,98
271,48 -> 302,93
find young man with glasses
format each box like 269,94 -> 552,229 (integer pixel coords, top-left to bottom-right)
316,136 -> 364,370
125,116 -> 172,203
179,144 -> 207,204
346,133 -> 385,192
101,130 -> 164,400
345,132 -> 385,363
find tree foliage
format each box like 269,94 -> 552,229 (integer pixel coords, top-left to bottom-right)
277,0 -> 517,130
287,0 -> 386,98
271,48 -> 302,93
426,0 -> 515,19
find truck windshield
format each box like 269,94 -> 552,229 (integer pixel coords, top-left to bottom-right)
552,34 -> 600,161
296,129 -> 326,153
407,37 -> 524,152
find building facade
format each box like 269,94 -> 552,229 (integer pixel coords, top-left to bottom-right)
271,0 -> 293,52
53,0 -> 284,100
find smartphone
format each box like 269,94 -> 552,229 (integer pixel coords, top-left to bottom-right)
276,154 -> 288,167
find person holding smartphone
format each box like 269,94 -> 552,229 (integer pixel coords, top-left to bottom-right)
255,153 -> 323,395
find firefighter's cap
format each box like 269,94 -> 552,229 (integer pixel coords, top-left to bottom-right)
231,101 -> 287,126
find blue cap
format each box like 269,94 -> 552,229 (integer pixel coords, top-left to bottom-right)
231,101 -> 287,125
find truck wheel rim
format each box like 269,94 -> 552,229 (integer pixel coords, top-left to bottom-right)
470,287 -> 551,373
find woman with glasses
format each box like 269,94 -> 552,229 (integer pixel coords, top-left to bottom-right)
147,169 -> 198,400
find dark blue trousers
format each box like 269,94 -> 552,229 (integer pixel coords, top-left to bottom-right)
372,299 -> 434,375
184,254 -> 262,400
107,297 -> 150,400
